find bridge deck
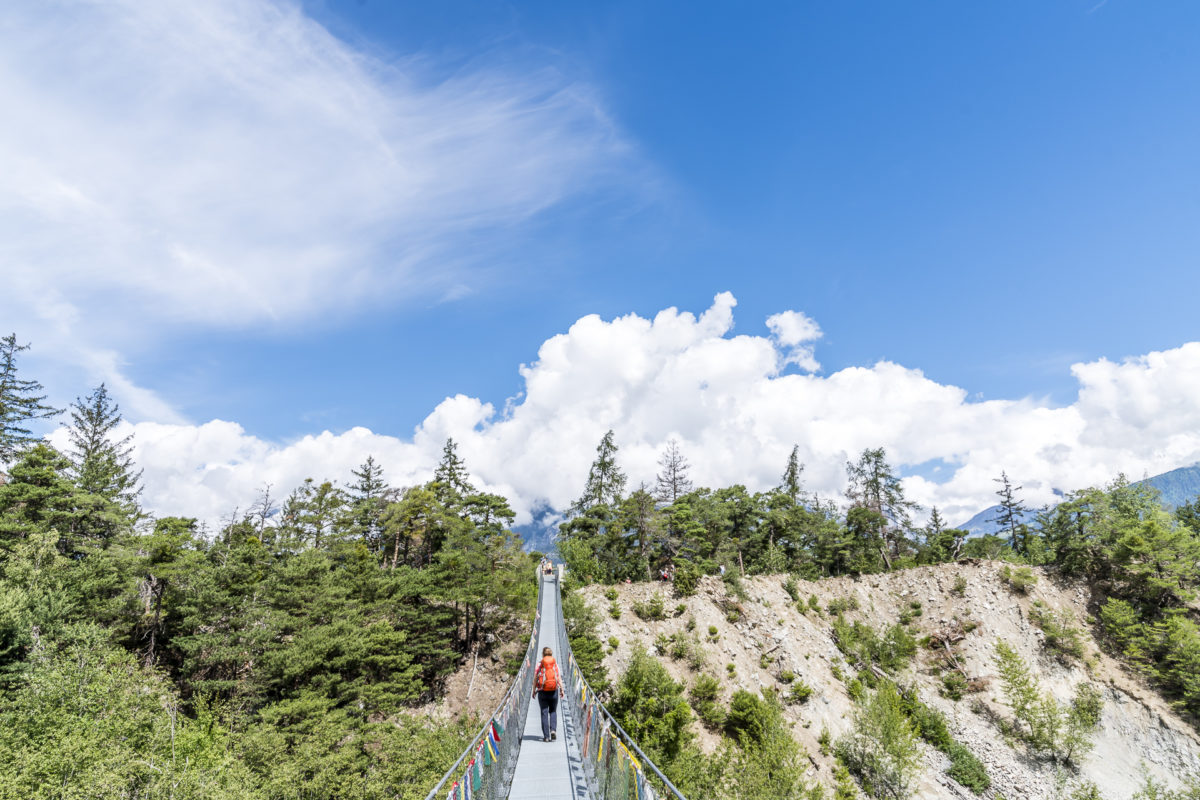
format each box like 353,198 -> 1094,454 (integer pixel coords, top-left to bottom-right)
507,574 -> 589,800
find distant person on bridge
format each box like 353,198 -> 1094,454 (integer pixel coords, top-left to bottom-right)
533,646 -> 563,742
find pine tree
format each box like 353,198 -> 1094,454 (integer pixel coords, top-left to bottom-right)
432,438 -> 474,505
279,478 -> 345,550
65,384 -> 142,518
845,448 -> 918,564
0,334 -> 61,465
780,445 -> 805,505
344,456 -> 390,552
0,443 -> 124,548
572,430 -> 627,514
654,439 -> 693,504
991,471 -> 1029,554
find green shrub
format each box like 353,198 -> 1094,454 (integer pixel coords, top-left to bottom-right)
783,576 -> 800,601
999,565 -> 1037,594
835,682 -> 922,800
725,689 -> 794,752
723,571 -> 749,601
673,561 -> 699,597
808,594 -> 821,614
608,600 -> 621,620
896,684 -> 990,793
608,636 -> 619,650
665,631 -> 705,669
994,641 -> 1102,763
941,672 -> 968,701
788,681 -> 813,704
1030,601 -> 1085,662
778,670 -> 795,684
832,764 -> 858,800
604,588 -> 619,602
674,602 -> 688,617
832,618 -> 917,674
608,646 -> 694,763
726,662 -> 736,676
695,698 -> 726,729
952,575 -> 968,596
690,673 -> 720,703
946,742 -> 990,793
633,592 -> 667,621
828,596 -> 859,616
689,674 -> 726,730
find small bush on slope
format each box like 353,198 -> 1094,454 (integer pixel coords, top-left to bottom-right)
835,682 -> 922,800
994,641 -> 1102,765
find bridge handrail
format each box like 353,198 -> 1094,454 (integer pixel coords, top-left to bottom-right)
422,574 -> 543,800
553,577 -> 690,800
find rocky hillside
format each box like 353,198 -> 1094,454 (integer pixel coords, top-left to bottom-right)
579,564 -> 1200,799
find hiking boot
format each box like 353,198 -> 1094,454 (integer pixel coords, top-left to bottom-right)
551,731 -> 557,741
543,736 -> 550,742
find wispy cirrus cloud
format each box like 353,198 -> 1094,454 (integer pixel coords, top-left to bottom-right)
0,0 -> 642,411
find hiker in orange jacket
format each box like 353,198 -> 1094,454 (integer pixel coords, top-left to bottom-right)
533,647 -> 563,742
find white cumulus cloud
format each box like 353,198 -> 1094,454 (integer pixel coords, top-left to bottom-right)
766,309 -> 823,371
88,295 -> 1200,532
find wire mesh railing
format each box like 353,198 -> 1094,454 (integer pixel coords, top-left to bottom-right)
553,575 -> 690,800
422,576 -> 543,800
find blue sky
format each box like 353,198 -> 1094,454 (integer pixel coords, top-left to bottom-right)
4,0 -> 1200,526
166,0 -> 1200,436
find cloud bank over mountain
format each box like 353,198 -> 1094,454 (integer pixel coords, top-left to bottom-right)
83,293 -> 1200,529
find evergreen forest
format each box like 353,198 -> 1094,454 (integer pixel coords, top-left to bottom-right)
0,335 -> 537,799
4,332 -> 1200,799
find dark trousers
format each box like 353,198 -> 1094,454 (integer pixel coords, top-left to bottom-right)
537,690 -> 558,739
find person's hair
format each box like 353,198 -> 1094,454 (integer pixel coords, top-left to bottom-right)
543,647 -> 553,657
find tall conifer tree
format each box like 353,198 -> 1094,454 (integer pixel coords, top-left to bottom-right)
654,438 -> 693,504
992,471 -> 1029,554
845,447 -> 917,563
432,438 -> 474,505
780,444 -> 805,505
572,430 -> 626,514
65,384 -> 142,518
0,334 -> 61,465
345,456 -> 389,551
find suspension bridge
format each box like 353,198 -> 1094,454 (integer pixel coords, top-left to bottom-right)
423,571 -> 689,800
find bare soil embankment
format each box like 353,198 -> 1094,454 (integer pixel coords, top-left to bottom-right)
580,564 -> 1200,799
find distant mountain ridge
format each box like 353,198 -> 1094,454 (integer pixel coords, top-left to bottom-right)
955,463 -> 1200,536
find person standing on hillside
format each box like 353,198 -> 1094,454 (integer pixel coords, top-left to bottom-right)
533,647 -> 563,742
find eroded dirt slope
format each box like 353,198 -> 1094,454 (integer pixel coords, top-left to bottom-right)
580,563 -> 1200,799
